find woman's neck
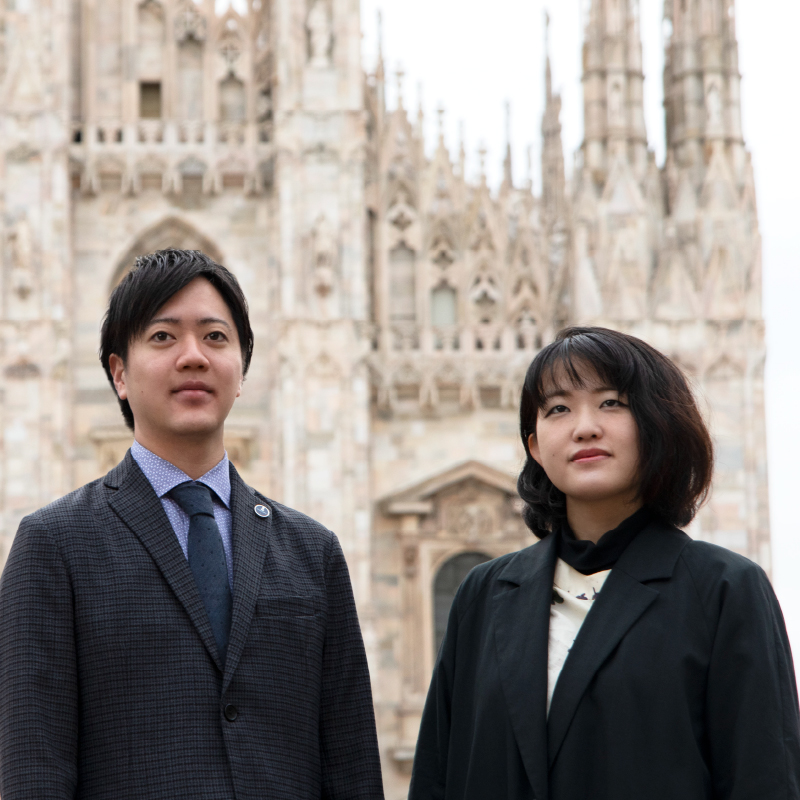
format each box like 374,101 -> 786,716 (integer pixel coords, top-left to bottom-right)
566,496 -> 644,543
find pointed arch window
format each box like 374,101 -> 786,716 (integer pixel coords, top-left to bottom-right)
220,75 -> 246,122
434,552 -> 491,654
431,284 -> 457,327
138,0 -> 165,80
177,39 -> 204,121
389,244 -> 417,322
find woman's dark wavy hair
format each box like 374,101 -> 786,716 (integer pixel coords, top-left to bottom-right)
100,249 -> 254,431
517,326 -> 713,537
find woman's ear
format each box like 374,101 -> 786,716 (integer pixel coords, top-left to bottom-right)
527,432 -> 543,466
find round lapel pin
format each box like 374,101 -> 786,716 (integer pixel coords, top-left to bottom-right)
254,504 -> 270,518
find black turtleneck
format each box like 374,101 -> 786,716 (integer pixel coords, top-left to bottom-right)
557,505 -> 654,575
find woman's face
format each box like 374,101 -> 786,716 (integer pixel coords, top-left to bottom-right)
527,365 -> 640,508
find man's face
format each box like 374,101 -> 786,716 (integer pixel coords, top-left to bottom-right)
109,277 -> 243,444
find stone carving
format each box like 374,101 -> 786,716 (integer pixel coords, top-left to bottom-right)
174,0 -> 206,42
307,0 -> 333,67
310,214 -> 337,297
8,215 -> 34,300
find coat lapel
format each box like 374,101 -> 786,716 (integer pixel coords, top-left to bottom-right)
493,533 -> 558,800
222,464 -> 272,692
546,522 -> 691,769
105,451 -> 224,671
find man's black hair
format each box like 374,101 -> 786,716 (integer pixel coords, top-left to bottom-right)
99,249 -> 254,430
518,326 -> 714,536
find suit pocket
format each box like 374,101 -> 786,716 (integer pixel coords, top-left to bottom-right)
256,594 -> 317,617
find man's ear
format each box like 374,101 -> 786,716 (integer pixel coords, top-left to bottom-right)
527,432 -> 543,467
108,354 -> 127,400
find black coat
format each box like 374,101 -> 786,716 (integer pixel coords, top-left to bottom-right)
409,521 -> 800,800
0,452 -> 384,800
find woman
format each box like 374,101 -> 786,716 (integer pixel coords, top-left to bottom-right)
409,327 -> 800,800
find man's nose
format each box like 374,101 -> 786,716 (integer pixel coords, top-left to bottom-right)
177,337 -> 208,368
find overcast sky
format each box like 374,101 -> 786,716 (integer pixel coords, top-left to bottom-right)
359,0 -> 800,657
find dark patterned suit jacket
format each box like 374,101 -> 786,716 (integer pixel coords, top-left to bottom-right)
0,451 -> 384,800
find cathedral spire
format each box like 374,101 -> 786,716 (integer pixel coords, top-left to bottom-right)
542,11 -> 565,223
502,101 -> 513,190
581,0 -> 648,183
663,0 -> 745,187
374,11 -> 386,119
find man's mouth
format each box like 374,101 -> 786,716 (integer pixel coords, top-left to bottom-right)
173,381 -> 213,396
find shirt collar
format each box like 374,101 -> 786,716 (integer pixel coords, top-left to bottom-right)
131,440 -> 231,509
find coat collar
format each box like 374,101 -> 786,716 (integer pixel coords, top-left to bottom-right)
105,451 -> 225,671
104,451 -> 274,686
493,532 -> 559,800
546,521 -> 690,769
222,463 -> 272,693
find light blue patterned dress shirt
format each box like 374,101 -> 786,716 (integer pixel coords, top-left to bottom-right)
131,440 -> 234,589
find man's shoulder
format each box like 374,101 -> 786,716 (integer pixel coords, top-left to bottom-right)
254,493 -> 333,540
26,476 -> 110,529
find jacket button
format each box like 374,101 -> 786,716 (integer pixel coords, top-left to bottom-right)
223,704 -> 238,722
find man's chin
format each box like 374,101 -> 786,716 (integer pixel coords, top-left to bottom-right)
160,415 -> 224,440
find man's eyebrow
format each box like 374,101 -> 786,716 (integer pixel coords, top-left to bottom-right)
198,317 -> 232,329
147,317 -> 180,326
146,316 -> 232,330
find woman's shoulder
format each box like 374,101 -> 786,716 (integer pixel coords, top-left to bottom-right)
679,535 -> 767,582
454,537 -> 555,614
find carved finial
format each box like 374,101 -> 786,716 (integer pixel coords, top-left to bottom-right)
526,144 -> 533,190
545,10 -> 553,101
437,104 -> 445,143
478,143 -> 487,184
503,102 -> 513,187
417,81 -> 424,124
459,121 -> 466,176
396,64 -> 405,109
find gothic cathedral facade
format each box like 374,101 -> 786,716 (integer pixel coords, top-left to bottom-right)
0,0 -> 766,795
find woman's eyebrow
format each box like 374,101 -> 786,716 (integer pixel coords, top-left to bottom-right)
542,386 -> 571,401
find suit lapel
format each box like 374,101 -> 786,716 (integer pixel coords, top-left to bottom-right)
493,533 -> 558,800
546,522 -> 691,769
105,452 -> 223,670
222,465 -> 272,692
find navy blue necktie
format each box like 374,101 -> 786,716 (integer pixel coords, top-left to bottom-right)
169,482 -> 232,666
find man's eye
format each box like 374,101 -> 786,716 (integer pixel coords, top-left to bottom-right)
153,331 -> 170,342
207,331 -> 226,341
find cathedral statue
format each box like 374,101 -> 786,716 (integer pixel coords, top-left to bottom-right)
306,0 -> 332,67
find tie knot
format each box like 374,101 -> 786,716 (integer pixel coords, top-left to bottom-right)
169,482 -> 215,518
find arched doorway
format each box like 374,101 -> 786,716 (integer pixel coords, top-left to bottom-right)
110,216 -> 225,289
433,551 -> 492,654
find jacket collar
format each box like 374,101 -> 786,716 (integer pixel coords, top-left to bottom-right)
490,520 -> 691,793
493,532 -> 559,800
222,463 -> 272,693
106,451 -> 226,670
104,451 -> 274,686
546,521 -> 690,769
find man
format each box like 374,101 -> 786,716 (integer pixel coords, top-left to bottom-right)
0,250 -> 384,799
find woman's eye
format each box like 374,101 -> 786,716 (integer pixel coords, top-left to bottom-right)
547,404 -> 568,416
207,331 -> 227,342
601,398 -> 624,408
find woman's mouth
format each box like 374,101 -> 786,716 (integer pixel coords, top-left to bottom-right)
571,448 -> 610,463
